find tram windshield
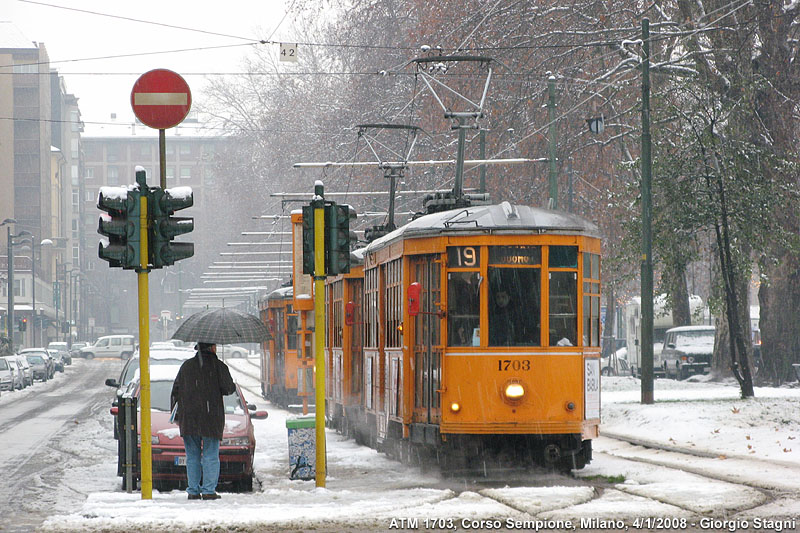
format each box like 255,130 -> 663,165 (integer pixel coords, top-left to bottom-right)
488,268 -> 541,346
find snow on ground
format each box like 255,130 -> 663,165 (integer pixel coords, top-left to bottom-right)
41,358 -> 800,531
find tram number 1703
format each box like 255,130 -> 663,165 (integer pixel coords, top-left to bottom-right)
498,359 -> 531,371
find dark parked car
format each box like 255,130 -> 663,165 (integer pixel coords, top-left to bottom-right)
47,342 -> 72,366
111,365 -> 268,492
21,349 -> 52,382
69,342 -> 87,359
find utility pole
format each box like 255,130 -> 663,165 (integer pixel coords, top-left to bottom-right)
548,73 -> 558,209
479,129 -> 487,194
640,18 -> 654,405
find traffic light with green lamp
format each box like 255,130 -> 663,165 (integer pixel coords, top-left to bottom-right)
149,186 -> 194,268
97,186 -> 141,269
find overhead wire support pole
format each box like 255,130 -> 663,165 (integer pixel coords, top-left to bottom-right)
640,18 -> 654,405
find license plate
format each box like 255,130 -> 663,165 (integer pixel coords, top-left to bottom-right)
174,456 -> 187,466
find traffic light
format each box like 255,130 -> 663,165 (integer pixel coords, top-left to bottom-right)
19,317 -> 27,332
326,203 -> 354,275
301,206 -> 316,275
149,187 -> 194,268
302,203 -> 355,276
97,186 -> 141,269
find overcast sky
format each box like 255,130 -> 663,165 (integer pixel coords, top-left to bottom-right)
6,0 -> 290,128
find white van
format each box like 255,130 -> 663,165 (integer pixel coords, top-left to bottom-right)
79,335 -> 136,359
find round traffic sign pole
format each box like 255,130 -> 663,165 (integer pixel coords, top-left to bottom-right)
131,69 -> 192,130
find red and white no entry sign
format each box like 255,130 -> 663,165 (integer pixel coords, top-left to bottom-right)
130,69 -> 192,130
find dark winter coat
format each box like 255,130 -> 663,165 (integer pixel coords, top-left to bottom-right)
170,349 -> 236,440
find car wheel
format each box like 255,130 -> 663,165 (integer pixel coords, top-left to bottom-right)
86,352 -> 95,359
601,366 -> 616,376
233,351 -> 245,358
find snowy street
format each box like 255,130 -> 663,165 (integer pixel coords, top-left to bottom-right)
0,357 -> 795,532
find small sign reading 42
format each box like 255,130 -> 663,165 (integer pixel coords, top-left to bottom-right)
280,43 -> 298,62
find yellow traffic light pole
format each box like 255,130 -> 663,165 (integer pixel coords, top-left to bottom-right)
313,183 -> 327,488
138,183 -> 153,500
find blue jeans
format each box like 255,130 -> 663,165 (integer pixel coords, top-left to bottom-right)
183,435 -> 220,495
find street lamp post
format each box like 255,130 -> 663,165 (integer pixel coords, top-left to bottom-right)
2,219 -> 17,341
6,224 -> 14,340
11,230 -> 33,348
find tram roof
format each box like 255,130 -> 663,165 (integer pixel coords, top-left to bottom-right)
268,286 -> 293,300
364,201 -> 600,253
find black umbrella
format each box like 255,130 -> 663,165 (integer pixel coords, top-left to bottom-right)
171,307 -> 269,345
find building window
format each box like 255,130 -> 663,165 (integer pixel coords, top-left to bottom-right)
107,167 -> 119,185
180,144 -> 191,155
166,166 -> 175,182
72,191 -> 79,208
71,138 -> 79,159
141,144 -> 152,157
73,246 -> 79,264
86,167 -> 95,180
70,110 -> 80,132
180,167 -> 191,179
13,63 -> 37,74
86,190 -> 96,202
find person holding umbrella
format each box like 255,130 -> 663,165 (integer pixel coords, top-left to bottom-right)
170,342 -> 236,500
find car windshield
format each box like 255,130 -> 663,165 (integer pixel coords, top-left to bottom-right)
224,390 -> 244,415
150,381 -> 174,411
122,358 -> 188,387
0,359 -> 8,370
148,380 -> 242,414
26,355 -> 44,364
675,330 -> 715,348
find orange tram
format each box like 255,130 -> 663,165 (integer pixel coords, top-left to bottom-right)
260,201 -> 602,472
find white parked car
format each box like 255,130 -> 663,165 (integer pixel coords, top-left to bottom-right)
218,344 -> 250,358
0,357 -> 15,392
2,355 -> 25,390
14,354 -> 33,387
80,335 -> 136,359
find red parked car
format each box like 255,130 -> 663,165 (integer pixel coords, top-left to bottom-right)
111,365 -> 268,492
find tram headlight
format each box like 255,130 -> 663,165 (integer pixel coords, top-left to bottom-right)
505,383 -> 525,399
502,380 -> 526,405
450,402 -> 461,413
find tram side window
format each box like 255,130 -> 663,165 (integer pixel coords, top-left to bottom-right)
287,314 -> 298,350
447,272 -> 481,346
583,253 -> 601,347
549,271 -> 577,346
488,268 -> 541,346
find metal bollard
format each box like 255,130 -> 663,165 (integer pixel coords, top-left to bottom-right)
121,395 -> 138,492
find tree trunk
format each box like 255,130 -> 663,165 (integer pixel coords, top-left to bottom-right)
758,258 -> 800,385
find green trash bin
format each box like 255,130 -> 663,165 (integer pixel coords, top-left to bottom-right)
286,415 -> 316,480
